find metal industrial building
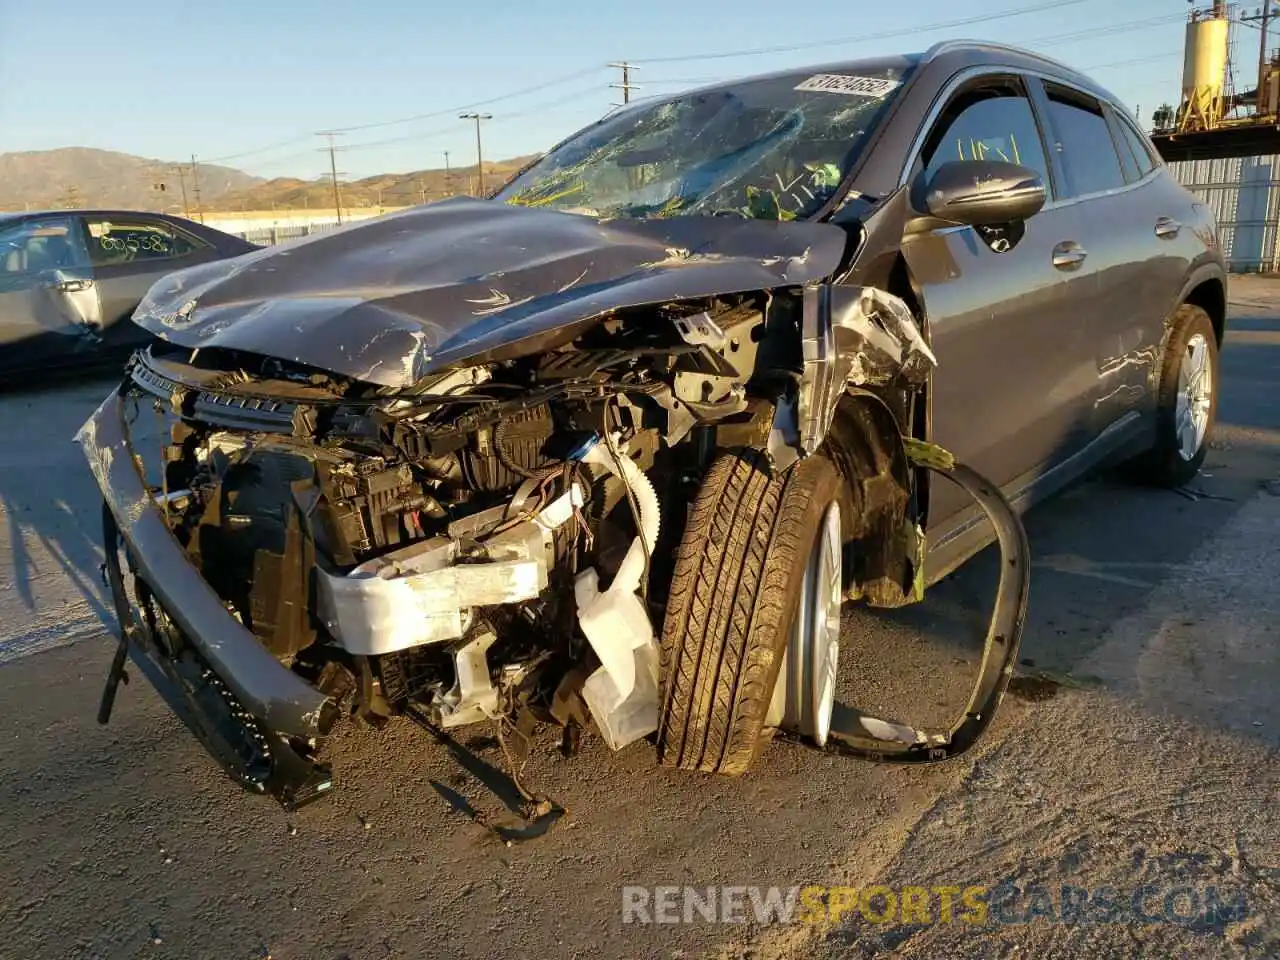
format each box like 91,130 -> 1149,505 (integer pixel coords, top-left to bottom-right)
1150,1 -> 1280,271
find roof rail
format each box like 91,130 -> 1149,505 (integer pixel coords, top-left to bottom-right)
922,39 -> 1084,78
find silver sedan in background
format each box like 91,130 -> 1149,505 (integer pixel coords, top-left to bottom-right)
0,210 -> 255,379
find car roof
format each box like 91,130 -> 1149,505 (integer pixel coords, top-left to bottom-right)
920,39 -> 1115,100
0,209 -> 251,247
0,209 -> 198,222
611,41 -> 1114,111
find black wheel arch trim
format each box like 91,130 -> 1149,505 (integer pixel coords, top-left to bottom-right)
1176,262 -> 1228,344
823,459 -> 1030,762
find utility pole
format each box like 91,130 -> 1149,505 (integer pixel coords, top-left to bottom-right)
317,131 -> 346,223
190,154 -> 204,223
1262,3 -> 1273,113
609,62 -> 640,106
174,164 -> 190,219
1244,4 -> 1276,115
444,150 -> 452,196
459,113 -> 491,197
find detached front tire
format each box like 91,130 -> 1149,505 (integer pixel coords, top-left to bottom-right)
657,449 -> 843,774
1127,303 -> 1220,487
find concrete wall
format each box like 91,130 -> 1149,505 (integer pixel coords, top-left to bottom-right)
200,208 -> 410,234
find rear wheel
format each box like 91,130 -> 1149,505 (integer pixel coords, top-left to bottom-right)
656,449 -> 843,774
1127,304 -> 1219,487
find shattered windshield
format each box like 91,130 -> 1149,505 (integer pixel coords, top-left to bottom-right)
495,65 -> 913,221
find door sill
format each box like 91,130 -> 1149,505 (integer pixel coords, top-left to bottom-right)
923,411 -> 1151,587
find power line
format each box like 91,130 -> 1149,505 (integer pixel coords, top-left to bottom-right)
1024,13 -> 1183,50
196,66 -> 605,168
331,65 -> 605,134
339,86 -> 604,153
203,135 -> 317,165
628,0 -> 1099,65
643,76 -> 728,86
194,6 -> 1183,179
603,22 -> 1184,101
247,148 -> 325,171
1079,50 -> 1182,72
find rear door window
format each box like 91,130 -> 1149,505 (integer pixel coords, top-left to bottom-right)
85,218 -> 206,268
1109,114 -> 1142,184
920,77 -> 1053,195
1115,113 -> 1157,178
1042,84 -> 1128,198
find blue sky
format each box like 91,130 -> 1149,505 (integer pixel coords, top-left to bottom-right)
0,0 -> 1253,180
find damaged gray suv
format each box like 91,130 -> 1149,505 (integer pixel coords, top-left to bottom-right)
80,40 -> 1225,809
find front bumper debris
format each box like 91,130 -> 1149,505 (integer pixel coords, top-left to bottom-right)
79,389 -> 338,808
315,489 -> 580,656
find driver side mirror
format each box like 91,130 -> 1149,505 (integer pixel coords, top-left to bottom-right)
912,160 -> 1046,227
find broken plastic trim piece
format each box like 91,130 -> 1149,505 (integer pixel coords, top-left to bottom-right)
823,459 -> 1030,763
798,285 -> 936,456
572,435 -> 663,750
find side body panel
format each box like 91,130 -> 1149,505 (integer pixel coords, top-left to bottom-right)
903,204 -> 1097,530
890,69 -> 1102,532
881,60 -> 1225,584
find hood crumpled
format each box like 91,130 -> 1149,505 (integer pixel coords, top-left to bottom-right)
131,197 -> 851,387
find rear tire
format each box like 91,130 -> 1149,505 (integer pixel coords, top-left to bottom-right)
1126,304 -> 1219,487
656,449 -> 843,774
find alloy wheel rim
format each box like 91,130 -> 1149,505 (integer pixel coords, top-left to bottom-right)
1175,332 -> 1213,462
777,501 -> 843,747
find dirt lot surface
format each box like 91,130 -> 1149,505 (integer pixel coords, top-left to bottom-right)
1,278 -> 1277,959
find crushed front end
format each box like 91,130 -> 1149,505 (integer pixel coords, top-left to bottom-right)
78,200 -> 1030,811
79,293 -> 798,806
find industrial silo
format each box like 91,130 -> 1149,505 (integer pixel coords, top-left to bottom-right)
1178,2 -> 1233,131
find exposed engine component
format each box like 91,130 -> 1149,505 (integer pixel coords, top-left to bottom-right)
458,404 -> 559,490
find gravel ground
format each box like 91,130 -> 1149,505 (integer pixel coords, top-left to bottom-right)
0,279 -> 1277,959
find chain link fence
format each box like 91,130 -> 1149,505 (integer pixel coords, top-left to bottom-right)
230,221 -> 345,247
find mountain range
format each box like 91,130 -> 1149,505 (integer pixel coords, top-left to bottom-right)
0,147 -> 540,215
0,148 -> 262,212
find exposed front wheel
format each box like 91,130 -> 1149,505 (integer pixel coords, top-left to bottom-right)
656,450 -> 844,774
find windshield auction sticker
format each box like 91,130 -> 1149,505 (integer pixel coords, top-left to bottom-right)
795,74 -> 902,98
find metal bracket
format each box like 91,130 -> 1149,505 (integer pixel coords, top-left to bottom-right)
823,460 -> 1030,763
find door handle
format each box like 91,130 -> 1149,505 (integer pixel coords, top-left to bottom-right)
49,277 -> 94,293
1155,217 -> 1182,239
1052,241 -> 1088,270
